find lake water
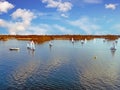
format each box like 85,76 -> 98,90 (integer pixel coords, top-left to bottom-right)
0,39 -> 120,90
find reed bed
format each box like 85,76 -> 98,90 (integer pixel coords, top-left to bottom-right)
0,35 -> 119,43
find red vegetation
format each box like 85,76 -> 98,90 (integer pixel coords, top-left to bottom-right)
0,35 -> 119,43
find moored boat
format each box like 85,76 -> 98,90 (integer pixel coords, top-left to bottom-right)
27,41 -> 35,50
9,48 -> 20,51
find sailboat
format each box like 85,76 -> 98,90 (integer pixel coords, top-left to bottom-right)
9,48 -> 19,51
81,40 -> 84,44
71,38 -> 74,43
49,41 -> 53,47
27,41 -> 35,50
85,38 -> 87,44
110,43 -> 116,51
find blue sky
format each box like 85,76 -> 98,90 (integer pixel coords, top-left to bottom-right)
0,0 -> 120,35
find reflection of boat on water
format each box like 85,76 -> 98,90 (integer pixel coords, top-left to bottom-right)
110,43 -> 116,51
111,49 -> 116,57
9,48 -> 20,51
103,39 -> 106,43
115,40 -> 118,44
27,41 -> 35,50
28,48 -> 35,56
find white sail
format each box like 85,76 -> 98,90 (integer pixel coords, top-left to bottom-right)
27,41 -> 35,50
85,38 -> 87,44
27,43 -> 30,48
72,38 -> 74,43
49,41 -> 53,46
31,41 -> 35,50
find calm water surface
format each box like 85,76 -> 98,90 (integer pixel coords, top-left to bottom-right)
0,39 -> 120,90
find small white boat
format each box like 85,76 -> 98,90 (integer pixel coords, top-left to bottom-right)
93,38 -> 96,43
49,41 -> 53,47
110,47 -> 116,51
85,38 -> 87,44
27,41 -> 35,50
71,38 -> 74,43
81,40 -> 84,44
9,48 -> 20,51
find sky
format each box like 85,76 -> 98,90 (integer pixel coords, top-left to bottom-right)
0,0 -> 120,35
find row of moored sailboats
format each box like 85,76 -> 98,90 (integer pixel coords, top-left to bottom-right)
9,38 -> 117,52
71,37 -> 117,51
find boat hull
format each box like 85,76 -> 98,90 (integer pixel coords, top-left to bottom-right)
9,48 -> 19,51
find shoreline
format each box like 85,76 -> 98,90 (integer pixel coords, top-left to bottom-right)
0,35 -> 119,43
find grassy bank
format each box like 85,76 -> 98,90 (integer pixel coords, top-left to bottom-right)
0,35 -> 119,43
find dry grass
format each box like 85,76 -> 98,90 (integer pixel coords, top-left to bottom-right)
0,35 -> 119,43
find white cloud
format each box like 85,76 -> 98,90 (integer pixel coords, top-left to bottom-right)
11,8 -> 35,23
105,4 -> 118,10
53,24 -> 73,34
37,12 -> 48,16
19,24 -> 74,35
18,25 -> 48,35
83,0 -> 102,4
0,19 -> 6,27
42,0 -> 59,8
112,24 -> 120,31
9,9 -> 35,34
0,17 -> 73,35
0,1 -> 14,14
42,0 -> 72,12
0,8 -> 36,34
69,17 -> 100,34
61,13 -> 68,18
0,20 -> 48,35
57,1 -> 72,12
